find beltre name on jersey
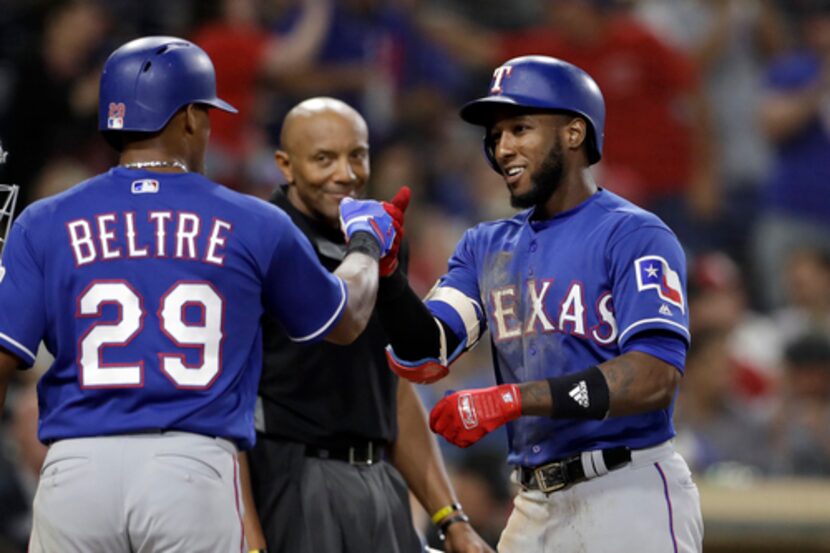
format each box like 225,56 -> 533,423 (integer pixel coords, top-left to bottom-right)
66,208 -> 232,266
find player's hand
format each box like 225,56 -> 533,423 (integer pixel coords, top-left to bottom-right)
444,521 -> 496,553
430,384 -> 522,448
379,186 -> 411,277
339,197 -> 396,257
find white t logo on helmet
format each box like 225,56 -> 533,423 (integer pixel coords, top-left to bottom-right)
490,65 -> 513,94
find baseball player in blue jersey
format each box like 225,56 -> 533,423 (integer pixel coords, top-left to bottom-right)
377,56 -> 703,552
0,36 -> 398,553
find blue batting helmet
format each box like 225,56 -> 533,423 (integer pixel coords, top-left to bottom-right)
459,55 -> 605,168
98,36 -> 237,134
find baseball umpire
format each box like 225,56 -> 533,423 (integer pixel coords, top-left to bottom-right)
0,37 -> 397,552
242,97 -> 493,553
378,56 -> 704,552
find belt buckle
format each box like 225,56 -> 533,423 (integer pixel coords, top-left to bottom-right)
534,461 -> 567,493
348,442 -> 373,466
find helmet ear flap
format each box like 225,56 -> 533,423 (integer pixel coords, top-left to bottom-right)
483,134 -> 500,173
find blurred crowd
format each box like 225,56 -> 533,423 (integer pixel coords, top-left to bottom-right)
0,0 -> 829,550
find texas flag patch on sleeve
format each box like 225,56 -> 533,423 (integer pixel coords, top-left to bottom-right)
634,255 -> 685,313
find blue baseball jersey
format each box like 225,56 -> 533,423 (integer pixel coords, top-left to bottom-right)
0,167 -> 347,449
427,189 -> 690,466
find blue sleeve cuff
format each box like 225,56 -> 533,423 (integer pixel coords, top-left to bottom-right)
0,332 -> 37,367
622,331 -> 687,373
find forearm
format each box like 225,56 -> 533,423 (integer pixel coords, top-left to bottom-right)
518,351 -> 679,418
237,452 -> 267,550
327,250 -> 379,344
760,88 -> 823,142
416,8 -> 500,68
0,349 -> 19,412
391,380 -> 457,515
262,0 -> 331,76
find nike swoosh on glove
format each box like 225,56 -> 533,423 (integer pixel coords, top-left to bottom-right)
339,197 -> 397,257
429,384 -> 522,448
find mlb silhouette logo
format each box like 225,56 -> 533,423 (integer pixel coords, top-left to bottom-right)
108,102 -> 126,129
131,179 -> 159,194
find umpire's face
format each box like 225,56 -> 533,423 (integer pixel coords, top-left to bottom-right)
277,108 -> 370,228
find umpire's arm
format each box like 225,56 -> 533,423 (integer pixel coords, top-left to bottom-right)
391,380 -> 493,552
0,348 -> 20,412
391,379 -> 459,516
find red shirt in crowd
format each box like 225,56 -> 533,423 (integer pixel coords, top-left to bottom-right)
192,24 -> 270,155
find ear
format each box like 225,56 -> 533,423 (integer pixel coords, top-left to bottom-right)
184,104 -> 198,135
274,150 -> 293,183
564,117 -> 588,153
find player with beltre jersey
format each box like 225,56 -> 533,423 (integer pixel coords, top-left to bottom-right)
1,169 -> 350,449
0,36 -> 397,553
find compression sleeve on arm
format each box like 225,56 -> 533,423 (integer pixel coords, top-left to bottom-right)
376,270 -> 460,361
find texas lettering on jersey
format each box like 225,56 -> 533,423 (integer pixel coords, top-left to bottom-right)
489,279 -> 617,346
66,211 -> 232,266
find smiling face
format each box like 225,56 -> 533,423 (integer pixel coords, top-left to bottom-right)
488,110 -> 571,209
277,99 -> 370,228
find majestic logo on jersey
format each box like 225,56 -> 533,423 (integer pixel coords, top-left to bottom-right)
635,256 -> 685,313
131,179 -> 159,194
458,393 -> 478,429
490,65 -> 513,94
569,380 -> 589,408
107,102 -> 126,129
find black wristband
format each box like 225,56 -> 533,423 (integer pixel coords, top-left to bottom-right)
547,365 -> 610,420
346,231 -> 381,260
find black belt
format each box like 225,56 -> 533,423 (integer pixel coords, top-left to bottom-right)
517,446 -> 631,493
304,441 -> 387,466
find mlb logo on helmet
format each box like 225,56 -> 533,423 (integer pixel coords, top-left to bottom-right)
131,179 -> 159,194
458,393 -> 478,429
107,102 -> 126,129
635,255 -> 685,313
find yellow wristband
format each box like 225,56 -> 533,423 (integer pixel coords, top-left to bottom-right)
431,502 -> 461,525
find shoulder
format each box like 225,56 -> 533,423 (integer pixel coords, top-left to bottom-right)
592,190 -> 679,247
203,181 -> 294,228
595,190 -> 671,230
16,173 -> 106,227
464,210 -> 528,241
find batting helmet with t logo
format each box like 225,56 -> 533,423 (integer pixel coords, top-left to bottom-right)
459,55 -> 605,169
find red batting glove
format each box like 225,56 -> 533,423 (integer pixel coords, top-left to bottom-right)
429,384 -> 522,448
379,186 -> 411,277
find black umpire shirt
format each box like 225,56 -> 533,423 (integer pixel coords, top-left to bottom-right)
256,186 -> 402,449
